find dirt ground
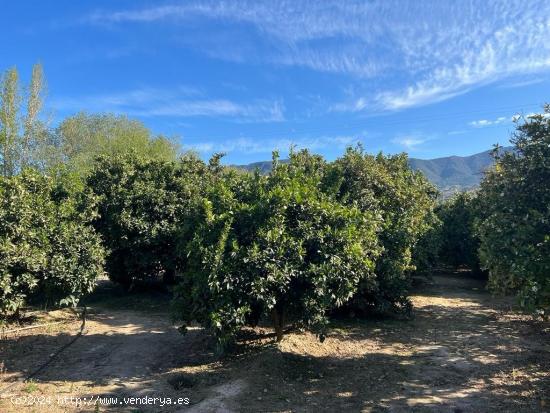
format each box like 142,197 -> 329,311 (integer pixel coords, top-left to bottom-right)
1,272 -> 549,412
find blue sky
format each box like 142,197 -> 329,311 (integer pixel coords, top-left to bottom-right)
2,0 -> 550,164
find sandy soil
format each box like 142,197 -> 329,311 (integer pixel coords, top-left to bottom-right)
1,272 -> 548,412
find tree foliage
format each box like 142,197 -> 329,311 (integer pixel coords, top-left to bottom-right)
173,151 -> 381,346
324,147 -> 438,314
411,210 -> 442,275
476,106 -> 550,316
86,152 -> 206,288
0,64 -> 47,177
0,169 -> 105,316
436,192 -> 481,271
54,113 -> 179,175
0,67 -> 21,177
22,63 -> 47,169
0,63 -> 450,337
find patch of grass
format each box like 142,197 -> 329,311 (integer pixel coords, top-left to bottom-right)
23,380 -> 39,394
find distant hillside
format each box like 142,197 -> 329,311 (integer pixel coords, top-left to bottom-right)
236,147 -> 512,193
408,147 -> 511,189
238,159 -> 283,174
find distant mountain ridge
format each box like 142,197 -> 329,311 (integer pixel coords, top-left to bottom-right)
236,147 -> 512,193
408,147 -> 512,189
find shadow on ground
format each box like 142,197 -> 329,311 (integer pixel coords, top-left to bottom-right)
0,272 -> 548,412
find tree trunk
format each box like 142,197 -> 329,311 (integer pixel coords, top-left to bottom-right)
271,307 -> 284,342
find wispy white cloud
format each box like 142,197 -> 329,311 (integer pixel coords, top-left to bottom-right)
183,142 -> 216,153
330,97 -> 369,113
391,135 -> 427,150
470,110 -> 550,127
50,87 -> 285,122
469,116 -> 509,127
84,1 -> 550,110
497,77 -> 546,89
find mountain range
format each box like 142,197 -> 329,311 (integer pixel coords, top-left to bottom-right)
237,147 -> 512,195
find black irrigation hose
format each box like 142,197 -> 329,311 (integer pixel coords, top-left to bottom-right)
0,307 -> 87,397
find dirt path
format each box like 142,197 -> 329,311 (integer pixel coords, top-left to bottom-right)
1,272 -> 548,412
0,308 -> 198,411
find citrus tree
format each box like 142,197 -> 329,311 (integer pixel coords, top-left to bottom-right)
86,152 -> 206,288
0,169 -> 105,316
476,106 -> 550,316
436,192 -> 481,272
324,147 -> 438,315
174,151 -> 381,347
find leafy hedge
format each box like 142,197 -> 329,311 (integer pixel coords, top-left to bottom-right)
0,170 -> 105,316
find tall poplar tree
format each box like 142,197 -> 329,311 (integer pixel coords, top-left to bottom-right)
22,63 -> 46,169
0,63 -> 46,176
0,67 -> 20,177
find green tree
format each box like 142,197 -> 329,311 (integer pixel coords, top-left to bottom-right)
436,192 -> 481,271
174,151 -> 381,347
476,105 -> 550,316
411,211 -> 442,274
86,152 -> 203,288
0,67 -> 21,177
0,63 -> 47,176
1,65 -> 179,175
325,147 -> 438,315
55,113 -> 179,175
22,63 -> 47,169
0,169 -> 105,316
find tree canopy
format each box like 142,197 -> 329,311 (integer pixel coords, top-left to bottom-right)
0,169 -> 105,315
174,151 -> 382,346
56,113 -> 179,175
476,106 -> 550,316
